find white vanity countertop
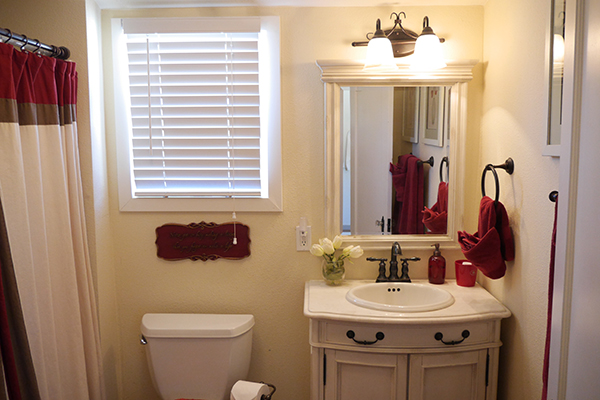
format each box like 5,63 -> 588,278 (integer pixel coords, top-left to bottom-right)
304,280 -> 511,324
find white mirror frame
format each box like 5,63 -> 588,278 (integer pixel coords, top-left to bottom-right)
318,59 -> 477,250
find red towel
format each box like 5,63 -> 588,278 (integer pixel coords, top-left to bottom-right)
423,181 -> 448,234
478,196 -> 515,261
458,228 -> 506,279
458,196 -> 514,279
542,196 -> 559,400
390,154 -> 424,234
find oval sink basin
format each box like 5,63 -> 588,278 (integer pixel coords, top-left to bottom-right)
346,282 -> 455,313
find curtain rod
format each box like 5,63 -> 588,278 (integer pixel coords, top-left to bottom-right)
0,27 -> 70,60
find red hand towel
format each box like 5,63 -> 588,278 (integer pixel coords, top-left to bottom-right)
423,182 -> 448,234
458,196 -> 515,279
478,196 -> 515,261
390,155 -> 409,201
390,154 -> 424,234
458,229 -> 506,279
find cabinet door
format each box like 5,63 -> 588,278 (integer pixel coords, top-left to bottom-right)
324,349 -> 408,400
408,350 -> 488,400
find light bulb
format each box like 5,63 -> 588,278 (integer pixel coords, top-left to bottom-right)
410,34 -> 446,71
410,17 -> 446,71
364,37 -> 398,71
553,34 -> 565,62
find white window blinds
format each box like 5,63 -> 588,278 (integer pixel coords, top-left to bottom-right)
123,22 -> 263,198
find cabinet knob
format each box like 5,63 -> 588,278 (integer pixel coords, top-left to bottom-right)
434,330 -> 470,345
346,330 -> 385,345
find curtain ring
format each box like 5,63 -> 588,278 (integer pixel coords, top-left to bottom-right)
33,39 -> 42,54
20,34 -> 28,51
481,164 -> 500,203
3,29 -> 13,44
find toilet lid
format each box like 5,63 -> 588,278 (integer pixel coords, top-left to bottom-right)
141,313 -> 254,338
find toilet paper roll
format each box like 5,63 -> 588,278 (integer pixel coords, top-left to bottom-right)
230,380 -> 271,400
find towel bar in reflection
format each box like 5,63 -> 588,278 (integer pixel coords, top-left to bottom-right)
417,156 -> 434,167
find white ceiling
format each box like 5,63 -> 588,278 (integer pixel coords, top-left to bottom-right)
96,0 -> 487,9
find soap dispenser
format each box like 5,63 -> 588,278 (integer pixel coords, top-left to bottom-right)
428,243 -> 446,284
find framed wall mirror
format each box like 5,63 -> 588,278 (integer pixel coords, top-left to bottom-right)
318,59 -> 477,250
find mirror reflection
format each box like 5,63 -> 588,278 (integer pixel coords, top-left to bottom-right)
548,0 -> 565,147
341,85 -> 451,236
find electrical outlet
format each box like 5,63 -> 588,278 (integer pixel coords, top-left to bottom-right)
296,225 -> 311,251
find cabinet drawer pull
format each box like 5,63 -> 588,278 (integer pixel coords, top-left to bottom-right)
434,330 -> 470,345
346,330 -> 385,345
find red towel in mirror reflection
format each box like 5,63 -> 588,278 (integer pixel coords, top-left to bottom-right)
390,154 -> 424,234
458,196 -> 514,279
423,182 -> 448,234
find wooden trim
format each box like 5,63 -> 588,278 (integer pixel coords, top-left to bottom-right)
316,59 -> 478,85
549,0 -> 586,398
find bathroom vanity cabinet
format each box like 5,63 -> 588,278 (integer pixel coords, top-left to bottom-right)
304,280 -> 510,400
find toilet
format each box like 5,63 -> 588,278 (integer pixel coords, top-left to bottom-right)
141,313 -> 255,400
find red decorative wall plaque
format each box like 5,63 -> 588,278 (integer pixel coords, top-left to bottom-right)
156,222 -> 251,261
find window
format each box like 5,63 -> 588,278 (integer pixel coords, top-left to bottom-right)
111,17 -> 281,212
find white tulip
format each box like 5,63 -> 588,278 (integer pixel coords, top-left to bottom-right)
319,238 -> 335,255
348,246 -> 364,258
342,245 -> 354,257
310,244 -> 324,257
332,235 -> 343,250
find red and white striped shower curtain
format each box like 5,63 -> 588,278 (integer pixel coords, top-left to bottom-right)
0,42 -> 104,399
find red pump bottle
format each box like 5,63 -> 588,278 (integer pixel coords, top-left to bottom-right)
428,243 -> 446,284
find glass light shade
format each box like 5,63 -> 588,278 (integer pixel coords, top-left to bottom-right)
410,34 -> 446,71
553,34 -> 565,62
364,37 -> 398,71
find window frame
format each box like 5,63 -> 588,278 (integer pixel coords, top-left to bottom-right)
111,16 -> 282,212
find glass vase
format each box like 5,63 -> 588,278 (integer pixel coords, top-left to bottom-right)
322,259 -> 345,286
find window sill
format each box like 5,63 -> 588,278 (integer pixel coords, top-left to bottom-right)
118,196 -> 282,212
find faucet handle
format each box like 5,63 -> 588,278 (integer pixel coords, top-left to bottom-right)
397,257 -> 421,282
367,257 -> 389,282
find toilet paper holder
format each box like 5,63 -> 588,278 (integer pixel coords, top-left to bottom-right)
260,382 -> 276,400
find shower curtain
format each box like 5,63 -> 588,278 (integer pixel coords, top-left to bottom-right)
0,43 -> 104,399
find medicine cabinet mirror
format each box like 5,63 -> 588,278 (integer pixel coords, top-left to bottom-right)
318,59 -> 476,250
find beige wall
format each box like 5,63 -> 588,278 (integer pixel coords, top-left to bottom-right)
100,6 -> 483,400
481,0 -> 559,399
2,1 -> 560,399
86,0 -> 123,398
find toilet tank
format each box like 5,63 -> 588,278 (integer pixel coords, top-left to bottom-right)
141,313 -> 254,400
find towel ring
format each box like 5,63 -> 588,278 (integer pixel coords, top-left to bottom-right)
440,156 -> 449,183
481,158 -> 514,203
481,164 -> 500,202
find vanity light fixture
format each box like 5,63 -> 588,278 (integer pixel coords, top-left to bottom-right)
410,16 -> 447,70
362,19 -> 398,70
352,12 -> 446,71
